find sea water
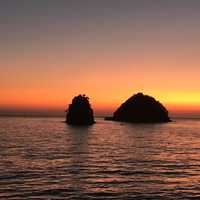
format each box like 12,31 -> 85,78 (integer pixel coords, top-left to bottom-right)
0,117 -> 200,199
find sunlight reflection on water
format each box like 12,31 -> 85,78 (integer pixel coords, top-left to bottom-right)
1,117 -> 200,199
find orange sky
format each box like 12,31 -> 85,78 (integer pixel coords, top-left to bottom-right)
0,1 -> 200,116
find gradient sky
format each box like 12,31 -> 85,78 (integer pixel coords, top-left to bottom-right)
1,0 -> 200,115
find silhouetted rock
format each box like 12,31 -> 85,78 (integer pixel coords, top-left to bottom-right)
106,93 -> 171,123
66,94 -> 95,125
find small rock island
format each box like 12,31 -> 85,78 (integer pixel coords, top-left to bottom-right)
106,93 -> 171,123
66,94 -> 95,125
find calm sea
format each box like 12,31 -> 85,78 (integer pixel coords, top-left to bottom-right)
0,117 -> 200,199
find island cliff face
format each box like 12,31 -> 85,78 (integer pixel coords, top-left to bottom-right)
66,94 -> 95,125
111,93 -> 171,123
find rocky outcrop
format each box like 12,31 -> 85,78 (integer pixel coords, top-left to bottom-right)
66,94 -> 95,125
107,93 -> 171,123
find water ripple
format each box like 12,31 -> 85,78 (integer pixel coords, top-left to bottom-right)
1,117 -> 200,199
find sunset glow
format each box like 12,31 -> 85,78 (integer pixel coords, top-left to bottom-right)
0,1 -> 200,116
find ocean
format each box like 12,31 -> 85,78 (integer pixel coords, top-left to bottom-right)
0,117 -> 200,199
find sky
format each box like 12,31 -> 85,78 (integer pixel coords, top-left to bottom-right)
1,0 -> 200,116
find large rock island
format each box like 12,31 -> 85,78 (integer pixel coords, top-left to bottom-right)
106,93 -> 171,123
66,94 -> 95,125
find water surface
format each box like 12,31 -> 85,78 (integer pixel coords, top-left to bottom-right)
0,117 -> 200,199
